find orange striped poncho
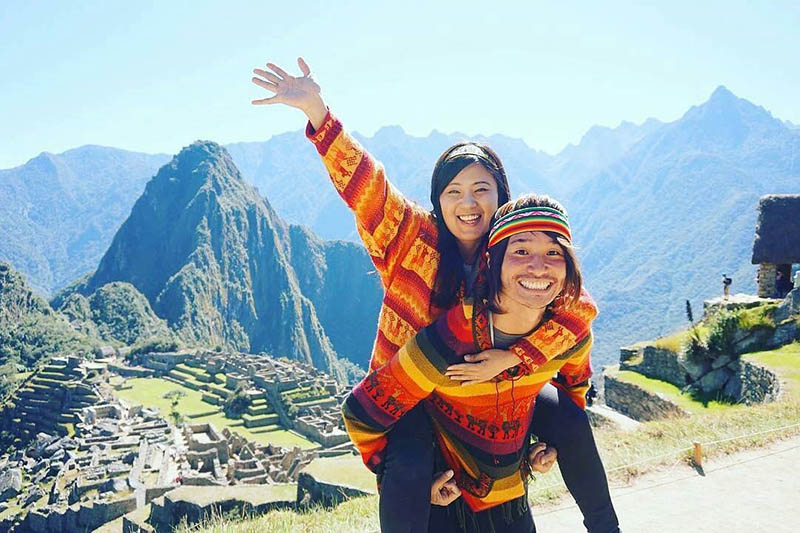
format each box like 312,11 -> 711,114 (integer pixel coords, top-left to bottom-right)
343,295 -> 596,512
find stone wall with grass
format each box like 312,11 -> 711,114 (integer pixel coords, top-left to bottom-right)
620,346 -> 689,387
604,374 -> 691,422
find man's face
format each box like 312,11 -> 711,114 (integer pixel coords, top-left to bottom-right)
498,232 -> 567,311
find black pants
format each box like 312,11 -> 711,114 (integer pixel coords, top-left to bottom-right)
428,498 -> 535,533
378,384 -> 619,533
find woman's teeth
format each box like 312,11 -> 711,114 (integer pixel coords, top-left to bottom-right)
458,214 -> 480,223
519,279 -> 552,290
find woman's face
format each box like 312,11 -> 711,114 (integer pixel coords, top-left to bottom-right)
498,231 -> 567,311
438,163 -> 499,256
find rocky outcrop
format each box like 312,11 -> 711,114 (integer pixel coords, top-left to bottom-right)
296,471 -> 374,508
141,485 -> 295,532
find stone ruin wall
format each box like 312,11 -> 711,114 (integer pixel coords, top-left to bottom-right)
604,375 -> 690,422
617,344 -> 781,410
620,346 -> 689,387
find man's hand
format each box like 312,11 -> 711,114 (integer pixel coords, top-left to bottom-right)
251,57 -> 327,129
431,470 -> 461,506
445,349 -> 520,386
528,442 -> 557,474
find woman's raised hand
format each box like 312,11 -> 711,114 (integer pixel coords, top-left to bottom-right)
251,57 -> 327,129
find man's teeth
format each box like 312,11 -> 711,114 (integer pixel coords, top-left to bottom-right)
519,280 -> 551,290
458,214 -> 480,222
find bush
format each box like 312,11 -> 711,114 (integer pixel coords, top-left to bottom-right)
223,386 -> 251,418
128,337 -> 180,359
706,310 -> 738,356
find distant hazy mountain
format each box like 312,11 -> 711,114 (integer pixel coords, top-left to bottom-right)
570,86 -> 800,364
548,117 -> 664,195
0,147 -> 169,294
71,141 -> 381,375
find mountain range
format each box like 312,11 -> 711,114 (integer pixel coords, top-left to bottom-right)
1,86 -> 798,368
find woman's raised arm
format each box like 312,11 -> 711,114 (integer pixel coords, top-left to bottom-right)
251,58 -> 432,287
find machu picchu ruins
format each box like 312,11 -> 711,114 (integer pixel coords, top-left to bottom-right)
0,348 -> 364,532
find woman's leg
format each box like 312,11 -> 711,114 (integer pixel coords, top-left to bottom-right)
530,383 -> 620,533
380,403 -> 435,533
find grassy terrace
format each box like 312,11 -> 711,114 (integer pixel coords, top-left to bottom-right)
610,369 -> 733,413
113,377 -> 316,450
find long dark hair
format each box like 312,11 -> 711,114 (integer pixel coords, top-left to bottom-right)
486,194 -> 583,312
429,142 -> 510,311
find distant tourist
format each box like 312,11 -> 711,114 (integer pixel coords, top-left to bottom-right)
776,270 -> 794,299
722,274 -> 732,300
252,59 -> 620,533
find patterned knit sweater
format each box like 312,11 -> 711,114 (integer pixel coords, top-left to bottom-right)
343,296 -> 596,512
306,110 -> 597,379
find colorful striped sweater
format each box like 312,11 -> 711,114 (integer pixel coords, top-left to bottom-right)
343,296 -> 596,512
306,110 -> 598,381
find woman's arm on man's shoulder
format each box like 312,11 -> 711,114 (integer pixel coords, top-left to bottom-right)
252,58 -> 432,285
505,287 -> 597,375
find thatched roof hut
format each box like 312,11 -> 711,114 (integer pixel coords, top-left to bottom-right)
751,195 -> 800,265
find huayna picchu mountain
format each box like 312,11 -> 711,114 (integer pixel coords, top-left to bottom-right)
75,141 -> 381,377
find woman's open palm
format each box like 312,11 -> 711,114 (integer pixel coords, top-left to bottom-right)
251,58 -> 321,112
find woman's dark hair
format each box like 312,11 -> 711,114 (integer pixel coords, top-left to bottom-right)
429,142 -> 510,311
486,194 -> 583,312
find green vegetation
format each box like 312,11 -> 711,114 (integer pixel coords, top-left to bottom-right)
301,455 -> 375,493
114,378 -> 214,417
613,369 -> 732,413
164,389 -> 187,425
223,386 -> 252,418
736,303 -> 779,330
646,326 -> 708,353
744,341 -> 800,394
176,496 -> 379,533
113,377 -> 316,449
281,386 -> 330,403
55,282 -> 174,346
644,302 -> 779,357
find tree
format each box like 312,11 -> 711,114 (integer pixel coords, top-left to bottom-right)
223,385 -> 251,418
163,389 -> 186,425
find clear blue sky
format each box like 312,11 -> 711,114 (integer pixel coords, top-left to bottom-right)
1,1 -> 798,168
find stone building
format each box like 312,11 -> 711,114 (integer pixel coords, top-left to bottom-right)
752,194 -> 800,297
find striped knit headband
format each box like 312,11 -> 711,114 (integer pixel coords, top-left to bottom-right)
487,206 -> 572,248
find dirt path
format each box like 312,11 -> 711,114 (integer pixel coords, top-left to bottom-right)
533,435 -> 800,533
